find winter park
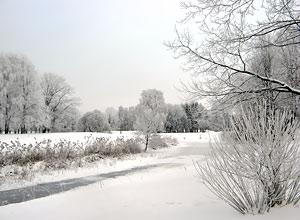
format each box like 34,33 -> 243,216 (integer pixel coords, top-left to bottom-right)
0,0 -> 300,219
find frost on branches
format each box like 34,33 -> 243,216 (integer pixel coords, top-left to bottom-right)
197,100 -> 300,214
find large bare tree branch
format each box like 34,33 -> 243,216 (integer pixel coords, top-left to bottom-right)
167,0 -> 300,108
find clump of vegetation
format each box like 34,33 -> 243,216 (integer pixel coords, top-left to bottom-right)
0,136 -> 144,180
83,137 -> 143,158
148,135 -> 178,150
197,101 -> 300,214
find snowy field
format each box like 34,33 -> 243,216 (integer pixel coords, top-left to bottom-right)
0,130 -> 219,147
0,131 -> 136,148
0,131 -> 299,220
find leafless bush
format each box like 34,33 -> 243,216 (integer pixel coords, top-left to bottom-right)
197,101 -> 300,214
148,135 -> 178,150
86,137 -> 143,158
162,135 -> 178,146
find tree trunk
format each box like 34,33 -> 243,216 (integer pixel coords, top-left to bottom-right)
21,125 -> 26,134
20,104 -> 27,134
4,123 -> 9,134
4,94 -> 10,134
144,134 -> 149,152
50,117 -> 56,132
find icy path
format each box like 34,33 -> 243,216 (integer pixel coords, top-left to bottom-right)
0,163 -> 177,206
0,138 -> 299,220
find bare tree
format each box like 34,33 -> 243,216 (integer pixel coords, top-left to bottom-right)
167,0 -> 300,107
278,42 -> 300,115
40,73 -> 79,132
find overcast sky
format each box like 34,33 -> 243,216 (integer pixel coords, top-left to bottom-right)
0,0 -> 192,112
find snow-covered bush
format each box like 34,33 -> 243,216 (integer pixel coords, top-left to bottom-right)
197,101 -> 300,214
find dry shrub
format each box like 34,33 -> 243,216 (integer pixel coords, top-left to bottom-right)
148,135 -> 178,150
0,136 -> 143,171
197,101 -> 300,214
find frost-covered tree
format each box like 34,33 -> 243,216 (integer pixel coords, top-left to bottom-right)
0,54 -> 42,133
165,104 -> 187,133
118,106 -> 136,131
135,89 -> 166,151
227,40 -> 300,115
168,0 -> 300,108
127,106 -> 136,130
56,107 -> 80,132
0,54 -> 19,133
77,110 -> 110,132
40,73 -> 79,132
279,43 -> 300,117
105,107 -> 119,131
15,58 -> 42,133
139,89 -> 166,112
182,102 -> 206,132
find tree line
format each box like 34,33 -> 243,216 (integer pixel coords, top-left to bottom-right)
0,53 -> 224,134
78,89 -> 225,134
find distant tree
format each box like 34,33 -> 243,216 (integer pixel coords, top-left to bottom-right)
197,116 -> 210,132
77,110 -> 110,132
278,42 -> 300,117
223,40 -> 300,115
127,106 -> 136,130
40,73 -> 79,132
0,54 -> 42,133
105,107 -> 119,130
139,89 -> 166,112
57,108 -> 80,132
165,104 -> 187,133
118,106 -> 129,131
182,102 -> 206,132
206,110 -> 228,132
118,106 -> 136,131
135,89 -> 166,151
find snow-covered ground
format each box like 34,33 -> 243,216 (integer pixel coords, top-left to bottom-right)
0,131 -> 299,220
0,130 -> 219,146
0,131 -> 217,190
0,131 -> 136,147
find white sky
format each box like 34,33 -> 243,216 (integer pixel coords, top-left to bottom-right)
0,0 -> 191,112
